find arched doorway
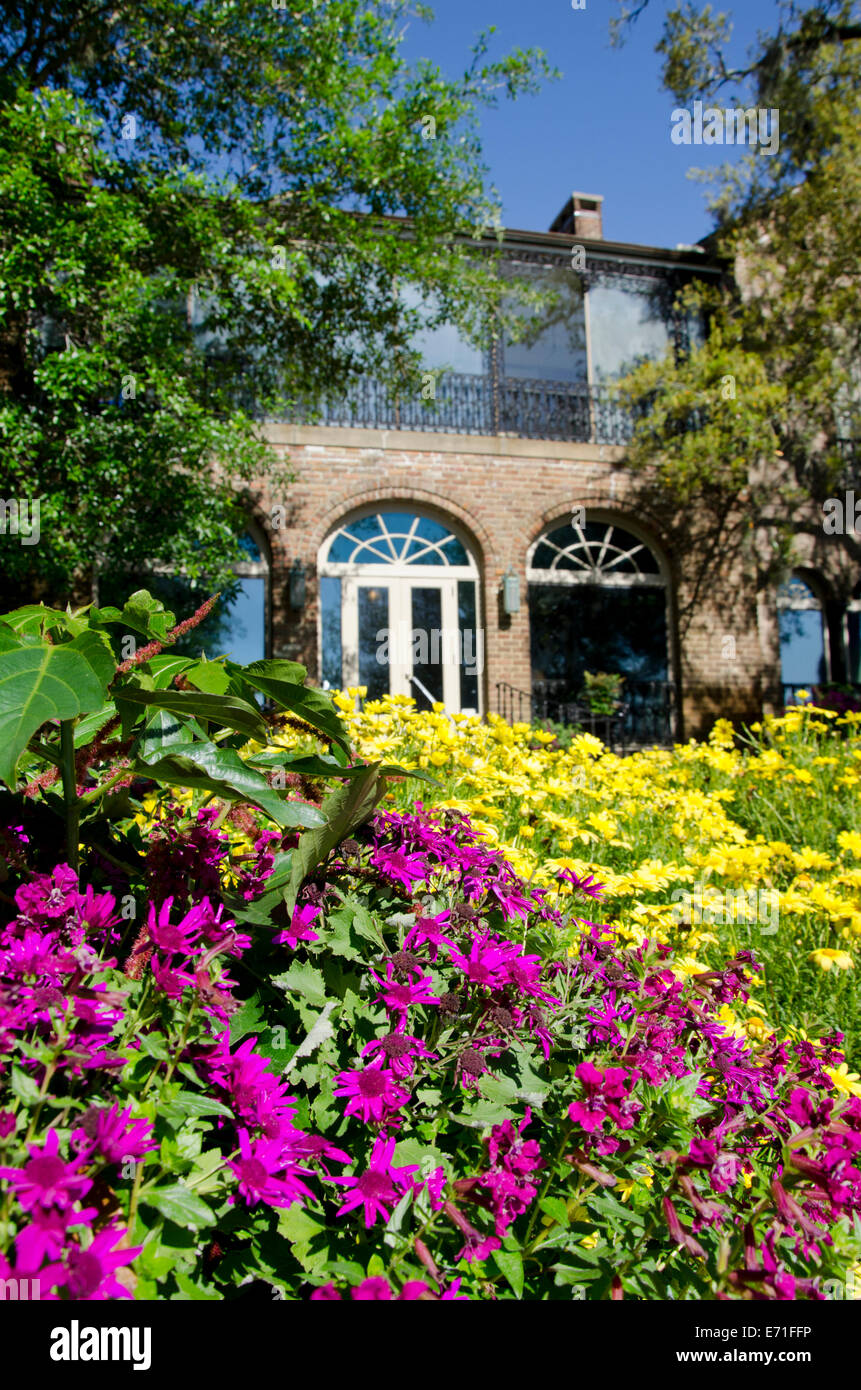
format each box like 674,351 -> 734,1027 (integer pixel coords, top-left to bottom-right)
528,515 -> 671,683
318,508 -> 482,713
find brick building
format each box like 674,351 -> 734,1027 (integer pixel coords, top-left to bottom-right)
222,193 -> 861,742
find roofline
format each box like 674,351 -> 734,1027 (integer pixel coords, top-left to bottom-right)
498,223 -> 722,273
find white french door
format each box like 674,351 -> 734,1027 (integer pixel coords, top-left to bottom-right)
342,575 -> 463,711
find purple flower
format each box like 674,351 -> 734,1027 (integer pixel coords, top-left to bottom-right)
41,1221 -> 142,1300
370,845 -> 428,892
0,1128 -> 91,1213
227,1129 -> 315,1208
71,1104 -> 158,1166
333,1063 -> 410,1125
361,1031 -> 436,1078
274,903 -> 321,950
371,962 -> 439,1017
331,1136 -> 419,1227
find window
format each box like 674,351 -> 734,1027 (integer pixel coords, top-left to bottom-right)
96,527 -> 269,663
527,517 -> 671,692
844,581 -> 861,684
501,262 -> 588,384
587,273 -> 675,382
777,575 -> 828,694
318,509 -> 482,714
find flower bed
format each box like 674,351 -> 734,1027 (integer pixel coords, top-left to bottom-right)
1,598 -> 860,1300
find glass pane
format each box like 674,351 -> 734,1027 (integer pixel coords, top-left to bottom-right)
588,274 -> 675,382
848,611 -> 861,684
779,609 -> 826,685
320,575 -> 342,688
222,576 -> 265,665
358,585 -> 389,700
458,580 -> 479,711
529,583 -> 668,690
237,531 -> 262,563
502,263 -> 588,383
410,587 -> 444,710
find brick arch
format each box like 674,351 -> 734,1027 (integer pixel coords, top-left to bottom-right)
310,485 -> 496,576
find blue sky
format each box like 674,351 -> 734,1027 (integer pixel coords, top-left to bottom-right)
400,0 -> 787,249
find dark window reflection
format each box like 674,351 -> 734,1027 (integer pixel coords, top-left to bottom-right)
410,587 -> 443,710
529,584 -> 668,691
359,585 -> 389,700
458,580 -> 479,711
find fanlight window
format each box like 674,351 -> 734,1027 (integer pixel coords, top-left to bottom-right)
529,519 -> 662,582
325,511 -> 472,569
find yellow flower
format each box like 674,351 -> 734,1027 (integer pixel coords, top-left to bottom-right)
809,948 -> 854,972
838,830 -> 861,858
825,1064 -> 861,1098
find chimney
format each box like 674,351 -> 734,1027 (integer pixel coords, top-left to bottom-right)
549,191 -> 604,241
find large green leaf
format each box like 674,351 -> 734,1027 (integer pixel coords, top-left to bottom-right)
230,661 -> 350,755
135,742 -> 327,829
67,628 -> 116,694
116,686 -> 268,743
285,761 -> 386,911
0,642 -> 107,788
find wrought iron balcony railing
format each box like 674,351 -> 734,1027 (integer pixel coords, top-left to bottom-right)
274,371 -> 636,445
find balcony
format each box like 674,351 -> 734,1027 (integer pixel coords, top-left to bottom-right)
276,371 -> 636,446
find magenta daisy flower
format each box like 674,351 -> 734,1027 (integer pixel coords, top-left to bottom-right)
370,962 -> 439,1016
41,1221 -> 142,1300
226,1129 -> 315,1208
143,897 -> 204,955
274,903 -> 321,950
71,1104 -> 158,1166
370,845 -> 428,892
361,1031 -> 436,1078
331,1135 -> 419,1227
333,1063 -> 410,1125
0,1128 -> 91,1212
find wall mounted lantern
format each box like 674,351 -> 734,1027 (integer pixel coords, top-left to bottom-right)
289,558 -> 307,610
501,567 -> 520,615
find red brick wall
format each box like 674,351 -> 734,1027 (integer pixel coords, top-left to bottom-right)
240,426 -> 858,739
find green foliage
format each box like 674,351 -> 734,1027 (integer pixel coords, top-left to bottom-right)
0,6 -> 557,604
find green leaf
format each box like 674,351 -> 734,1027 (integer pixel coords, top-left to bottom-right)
117,685 -> 268,742
229,991 -> 265,1045
0,641 -> 106,787
183,660 -> 232,695
173,1271 -> 222,1301
10,1066 -> 42,1105
67,628 -> 116,694
134,743 -> 326,829
492,1248 -> 524,1298
141,1182 -> 215,1231
539,1197 -> 570,1229
92,590 -> 176,641
274,960 -> 328,1008
159,1092 -> 234,1123
285,762 -> 386,911
233,661 -> 350,754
